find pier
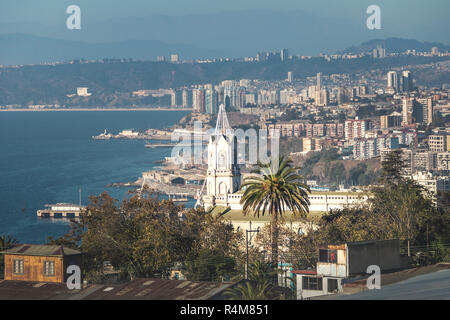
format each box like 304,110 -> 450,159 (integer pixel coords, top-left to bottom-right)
37,203 -> 85,219
166,193 -> 189,202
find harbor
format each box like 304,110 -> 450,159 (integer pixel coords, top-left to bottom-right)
92,128 -> 173,140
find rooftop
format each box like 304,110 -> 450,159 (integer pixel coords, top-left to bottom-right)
1,244 -> 81,257
219,208 -> 324,222
0,278 -> 235,300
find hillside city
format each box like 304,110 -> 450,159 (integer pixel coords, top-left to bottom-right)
0,42 -> 449,303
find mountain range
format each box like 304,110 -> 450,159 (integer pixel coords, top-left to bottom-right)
0,10 -> 448,65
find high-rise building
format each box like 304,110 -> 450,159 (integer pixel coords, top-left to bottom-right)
320,89 -> 330,106
373,45 -> 386,58
316,73 -> 322,91
287,72 -> 293,82
170,89 -> 177,106
416,98 -> 434,125
380,112 -> 402,128
156,56 -> 166,62
387,71 -> 399,92
402,71 -> 413,92
431,47 -> 439,56
170,54 -> 179,63
256,52 -> 268,62
192,88 -> 205,113
402,97 -> 414,125
182,89 -> 191,108
281,49 -> 289,62
336,87 -> 345,104
205,88 -> 218,114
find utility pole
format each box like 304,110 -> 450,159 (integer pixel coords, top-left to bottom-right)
79,188 -> 82,206
245,227 -> 260,280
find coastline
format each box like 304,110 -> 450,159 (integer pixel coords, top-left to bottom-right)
0,107 -> 193,112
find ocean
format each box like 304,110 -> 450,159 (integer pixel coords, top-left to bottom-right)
0,110 -> 191,243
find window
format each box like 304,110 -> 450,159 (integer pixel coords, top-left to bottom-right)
328,279 -> 339,293
319,249 -> 337,263
13,259 -> 24,274
43,261 -> 55,276
302,276 -> 323,291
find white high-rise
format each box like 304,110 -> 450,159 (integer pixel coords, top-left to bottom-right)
387,71 -> 399,92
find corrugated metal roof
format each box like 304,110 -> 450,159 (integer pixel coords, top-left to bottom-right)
79,278 -> 234,300
1,244 -> 81,257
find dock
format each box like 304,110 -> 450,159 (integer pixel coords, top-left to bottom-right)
166,193 -> 189,202
37,203 -> 86,219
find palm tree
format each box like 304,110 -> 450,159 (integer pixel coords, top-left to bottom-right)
225,280 -> 273,300
248,260 -> 279,283
240,155 -> 310,269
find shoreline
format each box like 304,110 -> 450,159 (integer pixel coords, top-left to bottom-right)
0,107 -> 192,112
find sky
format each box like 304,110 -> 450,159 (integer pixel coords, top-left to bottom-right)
0,0 -> 449,28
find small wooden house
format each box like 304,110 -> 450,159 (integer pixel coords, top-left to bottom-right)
1,244 -> 82,283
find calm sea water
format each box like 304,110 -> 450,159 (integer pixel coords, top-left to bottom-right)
0,110 -> 191,243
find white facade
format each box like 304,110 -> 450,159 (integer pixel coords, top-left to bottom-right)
201,105 -> 369,211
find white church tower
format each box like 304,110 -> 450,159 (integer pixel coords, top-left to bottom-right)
202,104 -> 242,210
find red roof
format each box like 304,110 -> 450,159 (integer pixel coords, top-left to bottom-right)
292,270 -> 317,275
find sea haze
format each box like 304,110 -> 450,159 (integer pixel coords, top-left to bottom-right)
0,110 -> 190,243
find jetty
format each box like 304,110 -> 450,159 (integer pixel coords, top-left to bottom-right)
37,203 -> 86,219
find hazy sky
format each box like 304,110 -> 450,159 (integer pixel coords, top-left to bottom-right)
1,0 -> 449,26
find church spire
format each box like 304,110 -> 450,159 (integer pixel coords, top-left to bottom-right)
214,104 -> 233,137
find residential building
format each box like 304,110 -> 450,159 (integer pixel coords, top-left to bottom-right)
429,134 -> 448,152
1,244 -> 82,284
295,239 -> 408,299
344,119 -> 370,140
380,112 -> 402,128
77,87 -> 91,97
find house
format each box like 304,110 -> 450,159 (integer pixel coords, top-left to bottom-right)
294,239 -> 409,299
1,244 -> 82,284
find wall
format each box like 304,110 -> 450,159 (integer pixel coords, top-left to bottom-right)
296,274 -> 343,299
4,254 -> 64,283
347,239 -> 402,275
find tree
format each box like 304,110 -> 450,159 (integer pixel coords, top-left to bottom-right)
379,149 -> 408,185
224,280 -> 274,300
371,180 -> 433,257
55,190 -> 243,283
240,155 -> 310,269
0,235 -> 18,279
371,150 -> 433,256
247,261 -> 279,283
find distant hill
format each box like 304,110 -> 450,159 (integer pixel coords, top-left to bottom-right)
0,54 -> 448,106
0,34 -> 221,65
340,38 -> 450,54
0,10 -> 380,60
